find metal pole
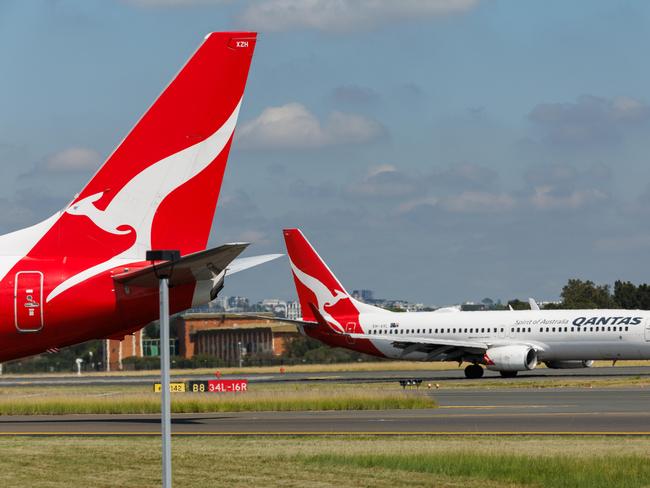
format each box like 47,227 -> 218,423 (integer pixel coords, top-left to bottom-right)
160,277 -> 172,488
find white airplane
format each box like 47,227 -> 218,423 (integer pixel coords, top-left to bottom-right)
282,228 -> 650,379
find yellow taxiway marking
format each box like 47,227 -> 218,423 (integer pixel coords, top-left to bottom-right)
438,405 -> 567,409
0,431 -> 649,436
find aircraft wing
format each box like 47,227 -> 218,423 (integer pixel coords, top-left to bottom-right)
349,333 -> 488,360
112,244 -> 281,288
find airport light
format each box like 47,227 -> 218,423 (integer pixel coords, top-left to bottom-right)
146,249 -> 180,488
75,358 -> 83,376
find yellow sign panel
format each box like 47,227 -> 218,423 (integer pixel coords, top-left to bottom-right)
153,382 -> 186,393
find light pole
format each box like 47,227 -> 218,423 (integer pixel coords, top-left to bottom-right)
146,249 -> 180,488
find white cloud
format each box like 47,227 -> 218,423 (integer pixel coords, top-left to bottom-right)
398,191 -> 515,214
351,165 -> 427,199
530,186 -> 608,210
46,147 -> 101,172
238,0 -> 480,32
237,102 -> 384,150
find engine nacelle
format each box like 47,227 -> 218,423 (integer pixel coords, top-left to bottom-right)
484,345 -> 537,372
545,360 -> 594,369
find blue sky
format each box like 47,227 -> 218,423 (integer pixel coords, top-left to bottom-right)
1,0 -> 650,305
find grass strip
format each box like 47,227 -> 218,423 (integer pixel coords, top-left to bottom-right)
0,390 -> 435,415
305,452 -> 650,488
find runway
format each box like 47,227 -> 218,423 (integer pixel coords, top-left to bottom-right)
1,365 -> 649,387
1,387 -> 648,435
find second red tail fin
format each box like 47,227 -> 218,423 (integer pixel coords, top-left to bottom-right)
283,228 -> 362,332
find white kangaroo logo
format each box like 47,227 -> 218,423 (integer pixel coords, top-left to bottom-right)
67,192 -> 132,235
289,259 -> 349,333
47,99 -> 243,303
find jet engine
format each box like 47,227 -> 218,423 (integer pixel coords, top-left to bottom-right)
545,360 -> 594,369
484,345 -> 538,371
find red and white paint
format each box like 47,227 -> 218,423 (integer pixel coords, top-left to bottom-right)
0,32 -> 260,363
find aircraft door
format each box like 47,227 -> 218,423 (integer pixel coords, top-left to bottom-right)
645,319 -> 650,342
15,271 -> 44,332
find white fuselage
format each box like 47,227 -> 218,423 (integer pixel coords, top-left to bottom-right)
359,309 -> 650,361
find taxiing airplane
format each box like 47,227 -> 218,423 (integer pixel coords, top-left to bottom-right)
283,228 -> 650,378
0,32 -> 281,363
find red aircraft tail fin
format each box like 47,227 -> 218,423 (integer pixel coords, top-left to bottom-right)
281,228 -> 380,334
62,32 -> 257,259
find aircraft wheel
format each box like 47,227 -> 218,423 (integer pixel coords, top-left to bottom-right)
499,370 -> 518,378
464,364 -> 484,379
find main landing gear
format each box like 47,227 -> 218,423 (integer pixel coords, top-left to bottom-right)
464,364 -> 484,379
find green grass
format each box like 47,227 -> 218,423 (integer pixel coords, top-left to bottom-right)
305,452 -> 650,488
1,436 -> 649,488
0,389 -> 435,415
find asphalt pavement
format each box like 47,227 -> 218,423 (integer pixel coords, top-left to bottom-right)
1,365 -> 649,387
1,387 -> 648,435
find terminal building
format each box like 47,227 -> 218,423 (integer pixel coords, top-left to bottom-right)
105,313 -> 299,371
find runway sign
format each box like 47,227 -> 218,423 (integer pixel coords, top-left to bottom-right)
188,380 -> 248,393
153,382 -> 186,393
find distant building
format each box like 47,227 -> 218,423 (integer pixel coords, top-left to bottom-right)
286,300 -> 301,320
352,289 -> 374,302
177,313 -> 299,361
105,329 -> 143,372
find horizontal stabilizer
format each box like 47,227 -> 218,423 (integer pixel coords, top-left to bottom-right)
113,243 -> 251,288
225,253 -> 284,275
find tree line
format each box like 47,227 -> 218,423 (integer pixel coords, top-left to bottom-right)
508,279 -> 650,310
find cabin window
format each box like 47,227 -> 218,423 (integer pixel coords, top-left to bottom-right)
434,329 -> 438,334
552,327 -> 556,332
500,328 -> 504,333
607,326 -> 611,332
625,326 -> 629,331
596,327 -> 599,332
570,327 -> 574,332
453,328 -> 457,333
